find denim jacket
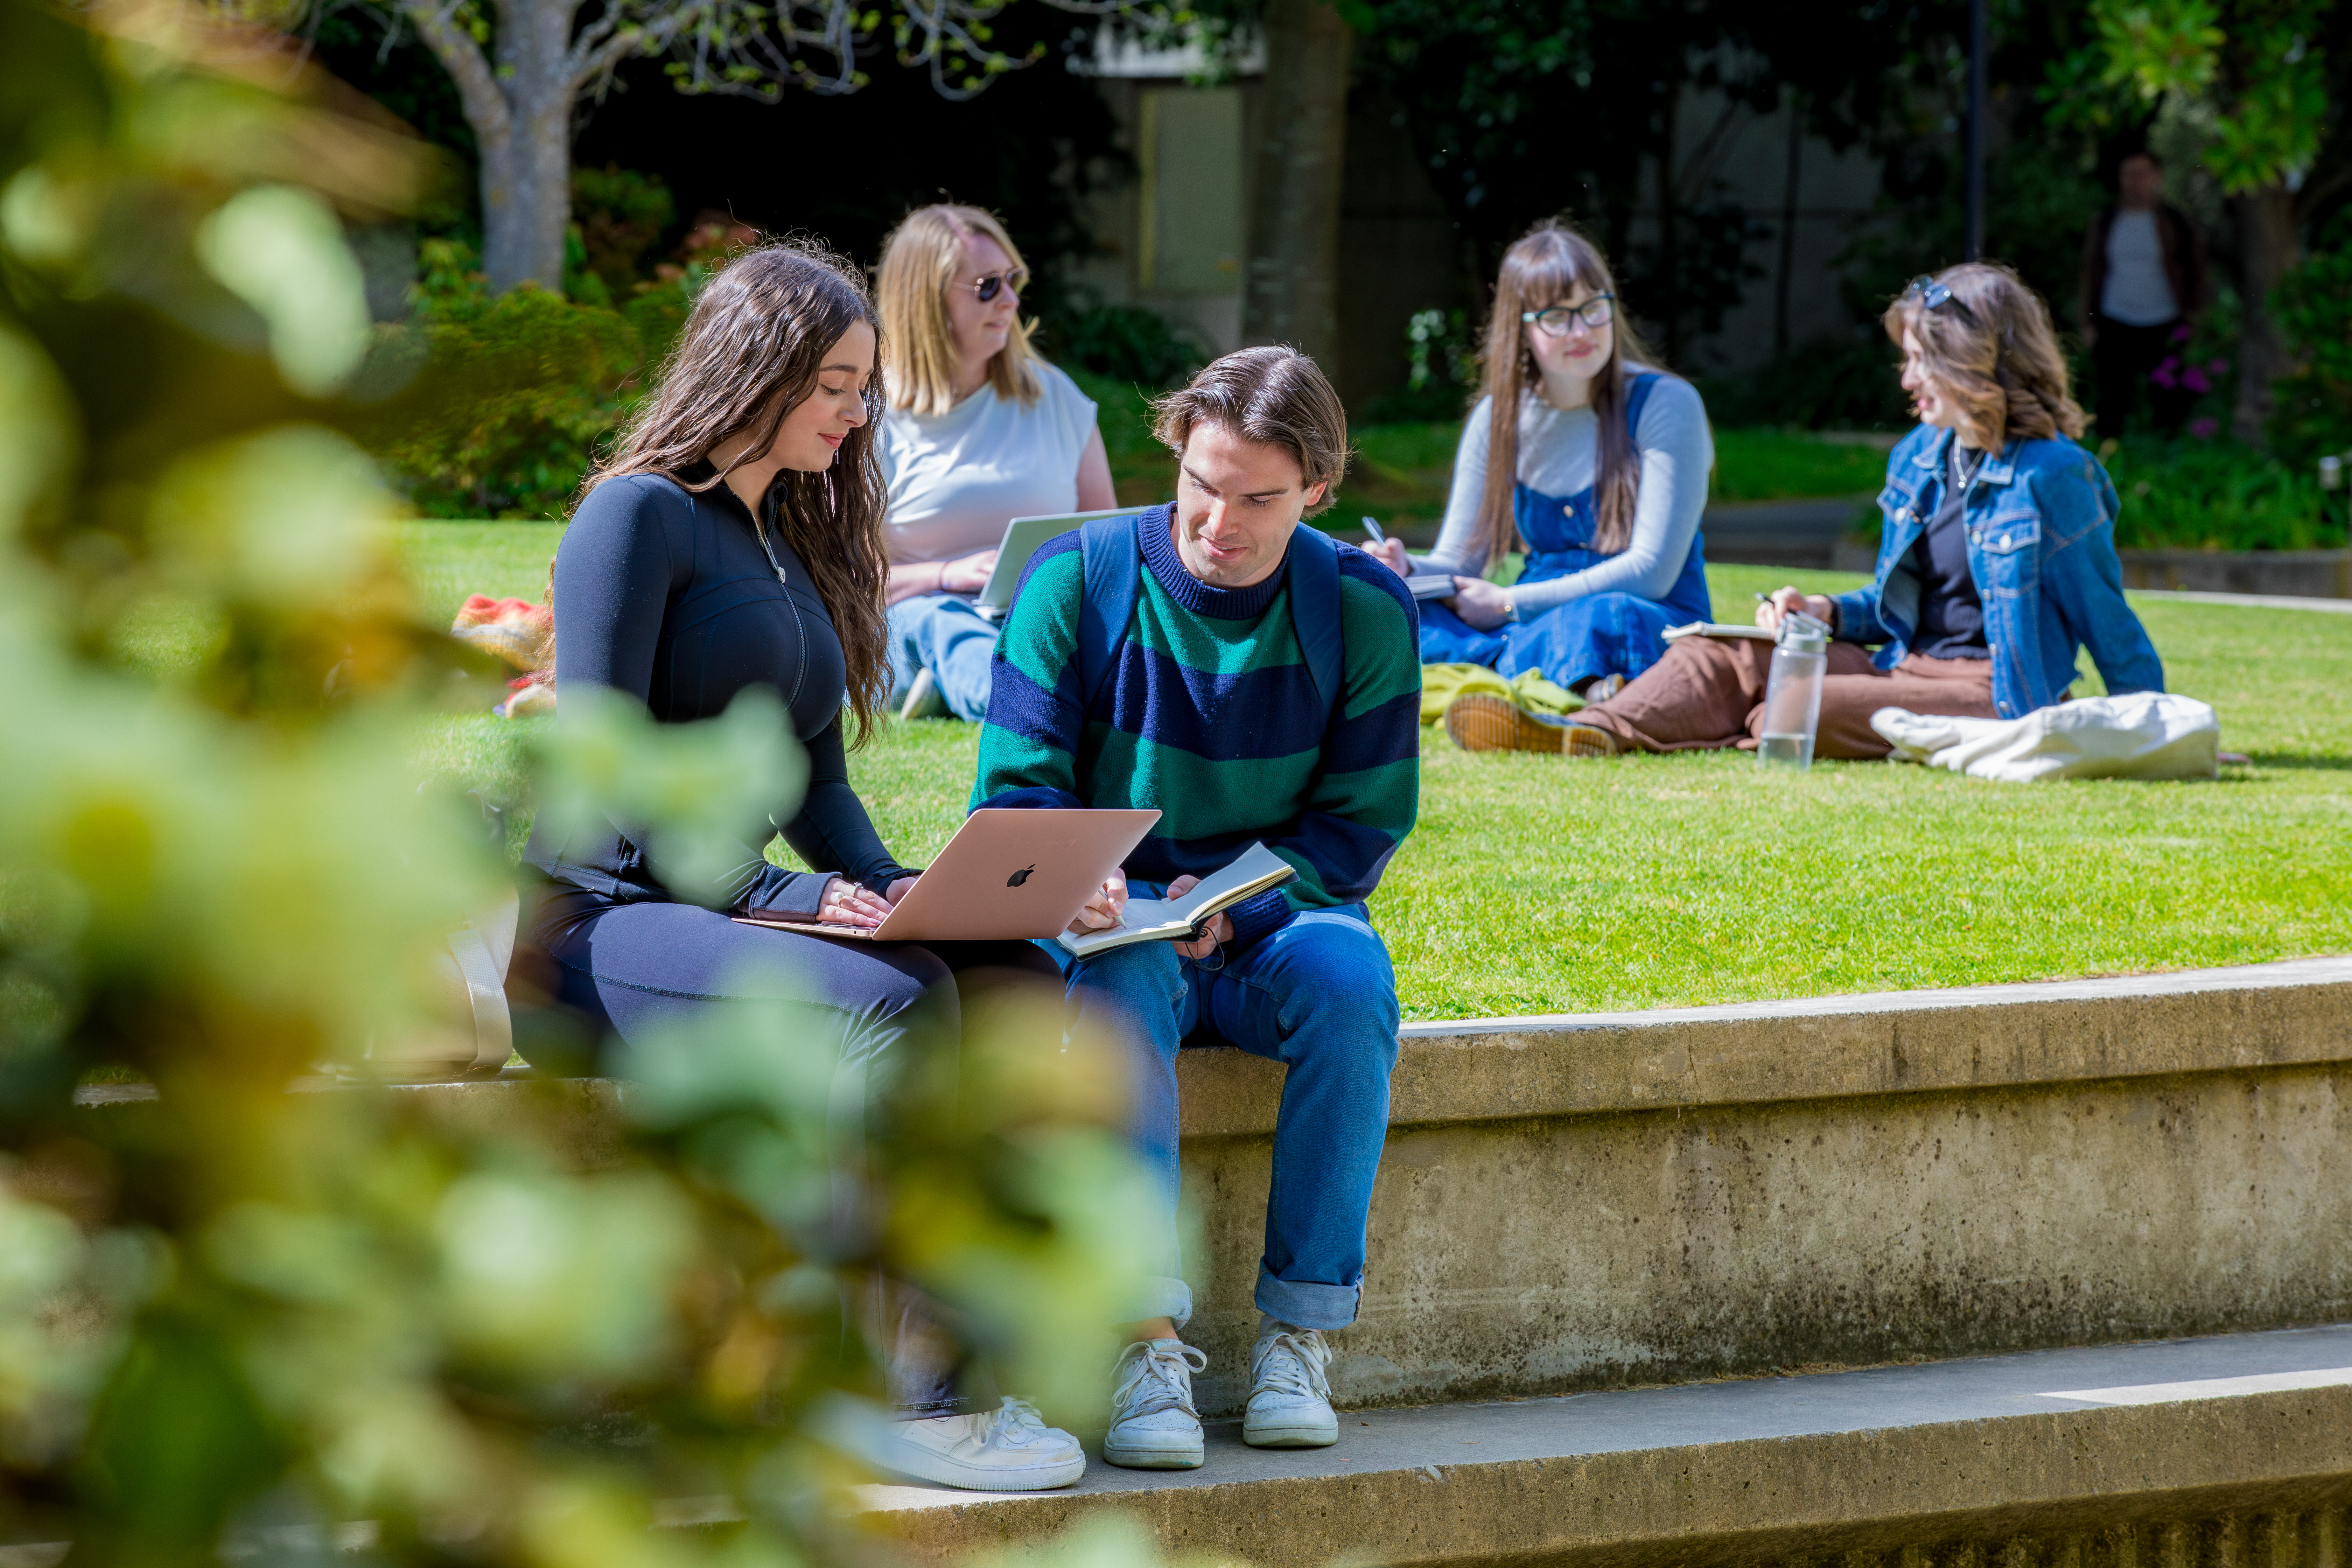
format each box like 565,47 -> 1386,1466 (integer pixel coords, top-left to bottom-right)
1830,425 -> 2164,719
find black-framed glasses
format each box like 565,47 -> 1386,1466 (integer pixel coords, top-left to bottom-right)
959,268 -> 1029,303
1522,294 -> 1616,336
1905,274 -> 1975,321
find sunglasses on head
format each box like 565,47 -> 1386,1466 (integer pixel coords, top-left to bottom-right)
959,268 -> 1029,303
1905,274 -> 1976,321
1521,294 -> 1616,336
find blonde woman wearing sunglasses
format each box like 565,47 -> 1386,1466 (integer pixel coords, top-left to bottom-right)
874,205 -> 1117,721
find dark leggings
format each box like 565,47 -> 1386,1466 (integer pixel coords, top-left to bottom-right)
523,886 -> 1058,1078
520,886 -> 1061,1416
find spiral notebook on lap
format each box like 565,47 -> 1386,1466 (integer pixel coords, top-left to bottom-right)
1663,621 -> 1776,642
733,807 -> 1159,942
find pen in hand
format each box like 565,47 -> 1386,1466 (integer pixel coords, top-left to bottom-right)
1362,516 -> 1386,545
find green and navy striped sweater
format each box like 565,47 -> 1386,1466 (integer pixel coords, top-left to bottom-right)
972,505 -> 1422,946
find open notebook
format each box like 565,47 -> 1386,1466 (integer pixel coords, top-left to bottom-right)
1055,843 -> 1298,958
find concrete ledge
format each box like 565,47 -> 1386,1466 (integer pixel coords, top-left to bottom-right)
1175,957 -> 2352,1138
71,959 -> 2352,1415
862,1326 -> 2352,1568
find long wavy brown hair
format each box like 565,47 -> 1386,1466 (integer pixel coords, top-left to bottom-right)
1472,219 -> 1664,565
1884,262 -> 2087,454
581,242 -> 891,746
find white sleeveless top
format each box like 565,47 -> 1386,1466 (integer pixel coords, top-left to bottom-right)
875,361 -> 1100,565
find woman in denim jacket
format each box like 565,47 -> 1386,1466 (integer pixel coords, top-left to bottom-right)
1460,261 -> 2163,758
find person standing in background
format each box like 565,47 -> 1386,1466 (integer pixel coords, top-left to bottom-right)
874,205 -> 1119,722
2078,150 -> 2207,439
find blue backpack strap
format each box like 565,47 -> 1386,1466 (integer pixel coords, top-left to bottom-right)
1077,510 -> 1146,714
1285,524 -> 1345,729
1624,370 -> 1662,441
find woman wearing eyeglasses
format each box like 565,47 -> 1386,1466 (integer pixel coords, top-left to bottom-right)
1366,220 -> 1715,742
874,205 -> 1118,722
1491,262 -> 2163,759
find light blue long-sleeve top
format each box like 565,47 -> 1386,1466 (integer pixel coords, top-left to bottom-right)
1411,372 -> 1714,614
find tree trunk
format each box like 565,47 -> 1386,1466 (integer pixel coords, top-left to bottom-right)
1242,0 -> 1352,370
2230,183 -> 2298,444
481,0 -> 583,293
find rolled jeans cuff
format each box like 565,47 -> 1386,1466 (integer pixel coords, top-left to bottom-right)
1255,1268 -> 1361,1332
1132,1275 -> 1194,1330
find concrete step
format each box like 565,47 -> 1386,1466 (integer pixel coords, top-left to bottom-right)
860,1322 -> 2352,1568
74,957 -> 2352,1416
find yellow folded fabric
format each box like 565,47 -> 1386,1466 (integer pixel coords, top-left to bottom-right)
1419,664 -> 1581,724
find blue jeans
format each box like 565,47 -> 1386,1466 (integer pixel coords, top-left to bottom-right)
1056,905 -> 1401,1332
887,593 -> 998,722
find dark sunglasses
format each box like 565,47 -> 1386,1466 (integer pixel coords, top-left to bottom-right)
1905,274 -> 1976,321
959,268 -> 1029,303
1522,294 -> 1616,336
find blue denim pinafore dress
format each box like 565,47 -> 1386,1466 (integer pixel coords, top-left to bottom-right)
1419,372 -> 1712,688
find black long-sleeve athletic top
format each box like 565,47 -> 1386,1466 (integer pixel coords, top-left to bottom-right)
522,467 -> 913,918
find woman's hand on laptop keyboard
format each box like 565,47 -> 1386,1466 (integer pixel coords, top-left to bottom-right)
940,549 -> 998,595
818,877 -> 892,929
1068,870 -> 1128,934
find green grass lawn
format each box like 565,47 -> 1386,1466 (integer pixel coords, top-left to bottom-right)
400,523 -> 2352,1020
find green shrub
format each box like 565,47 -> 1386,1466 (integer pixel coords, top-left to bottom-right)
359,239 -> 699,518
1361,307 -> 1477,424
1692,329 -> 1911,431
1039,293 -> 1206,389
2268,233 -> 2352,469
2103,436 -> 2343,551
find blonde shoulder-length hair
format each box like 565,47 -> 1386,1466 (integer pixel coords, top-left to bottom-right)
875,204 -> 1044,416
1471,218 -> 1666,564
1884,262 -> 2087,452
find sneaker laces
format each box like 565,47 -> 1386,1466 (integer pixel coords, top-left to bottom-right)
1251,1326 -> 1332,1402
1112,1339 -> 1208,1420
977,1396 -> 1057,1450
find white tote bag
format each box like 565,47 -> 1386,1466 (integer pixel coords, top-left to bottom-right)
1871,692 -> 2220,783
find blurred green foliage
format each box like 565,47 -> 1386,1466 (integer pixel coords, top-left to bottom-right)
357,239 -> 699,520
2101,435 -> 2344,550
2268,223 -> 2352,469
0,9 -> 1153,1568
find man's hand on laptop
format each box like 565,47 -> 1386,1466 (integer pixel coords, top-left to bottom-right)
940,550 -> 998,595
1162,875 -> 1233,959
1068,870 -> 1128,934
818,877 -> 892,930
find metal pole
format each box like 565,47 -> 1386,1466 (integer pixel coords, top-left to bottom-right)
1966,0 -> 1987,261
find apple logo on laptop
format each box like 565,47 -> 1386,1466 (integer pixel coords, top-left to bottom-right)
1007,864 -> 1036,888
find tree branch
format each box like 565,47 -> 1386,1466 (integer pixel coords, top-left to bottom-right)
396,0 -> 511,141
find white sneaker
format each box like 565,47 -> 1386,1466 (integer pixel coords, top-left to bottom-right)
1243,1320 -> 1337,1448
897,667 -> 946,721
859,1397 -> 1085,1491
1104,1338 -> 1209,1469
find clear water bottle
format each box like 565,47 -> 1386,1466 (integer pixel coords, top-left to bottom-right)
1756,611 -> 1830,770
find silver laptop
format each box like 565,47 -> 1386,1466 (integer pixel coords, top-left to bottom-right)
975,507 -> 1142,618
732,807 -> 1160,941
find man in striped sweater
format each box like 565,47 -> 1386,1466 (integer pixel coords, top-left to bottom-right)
973,347 -> 1421,1472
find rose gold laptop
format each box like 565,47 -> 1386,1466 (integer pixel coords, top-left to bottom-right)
733,807 -> 1161,942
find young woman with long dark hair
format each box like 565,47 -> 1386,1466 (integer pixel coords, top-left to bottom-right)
517,241 -> 1080,1492
1368,220 -> 1716,733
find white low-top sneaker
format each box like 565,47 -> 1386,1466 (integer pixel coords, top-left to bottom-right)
861,1397 -> 1086,1491
1243,1320 -> 1337,1448
1104,1338 -> 1209,1469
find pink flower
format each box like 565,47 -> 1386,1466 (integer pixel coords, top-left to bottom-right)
2208,358 -> 2230,374
2151,357 -> 2180,389
2189,417 -> 2219,440
2183,368 -> 2211,393
2170,324 -> 2194,343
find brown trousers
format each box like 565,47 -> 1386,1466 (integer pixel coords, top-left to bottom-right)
1576,637 -> 2001,760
